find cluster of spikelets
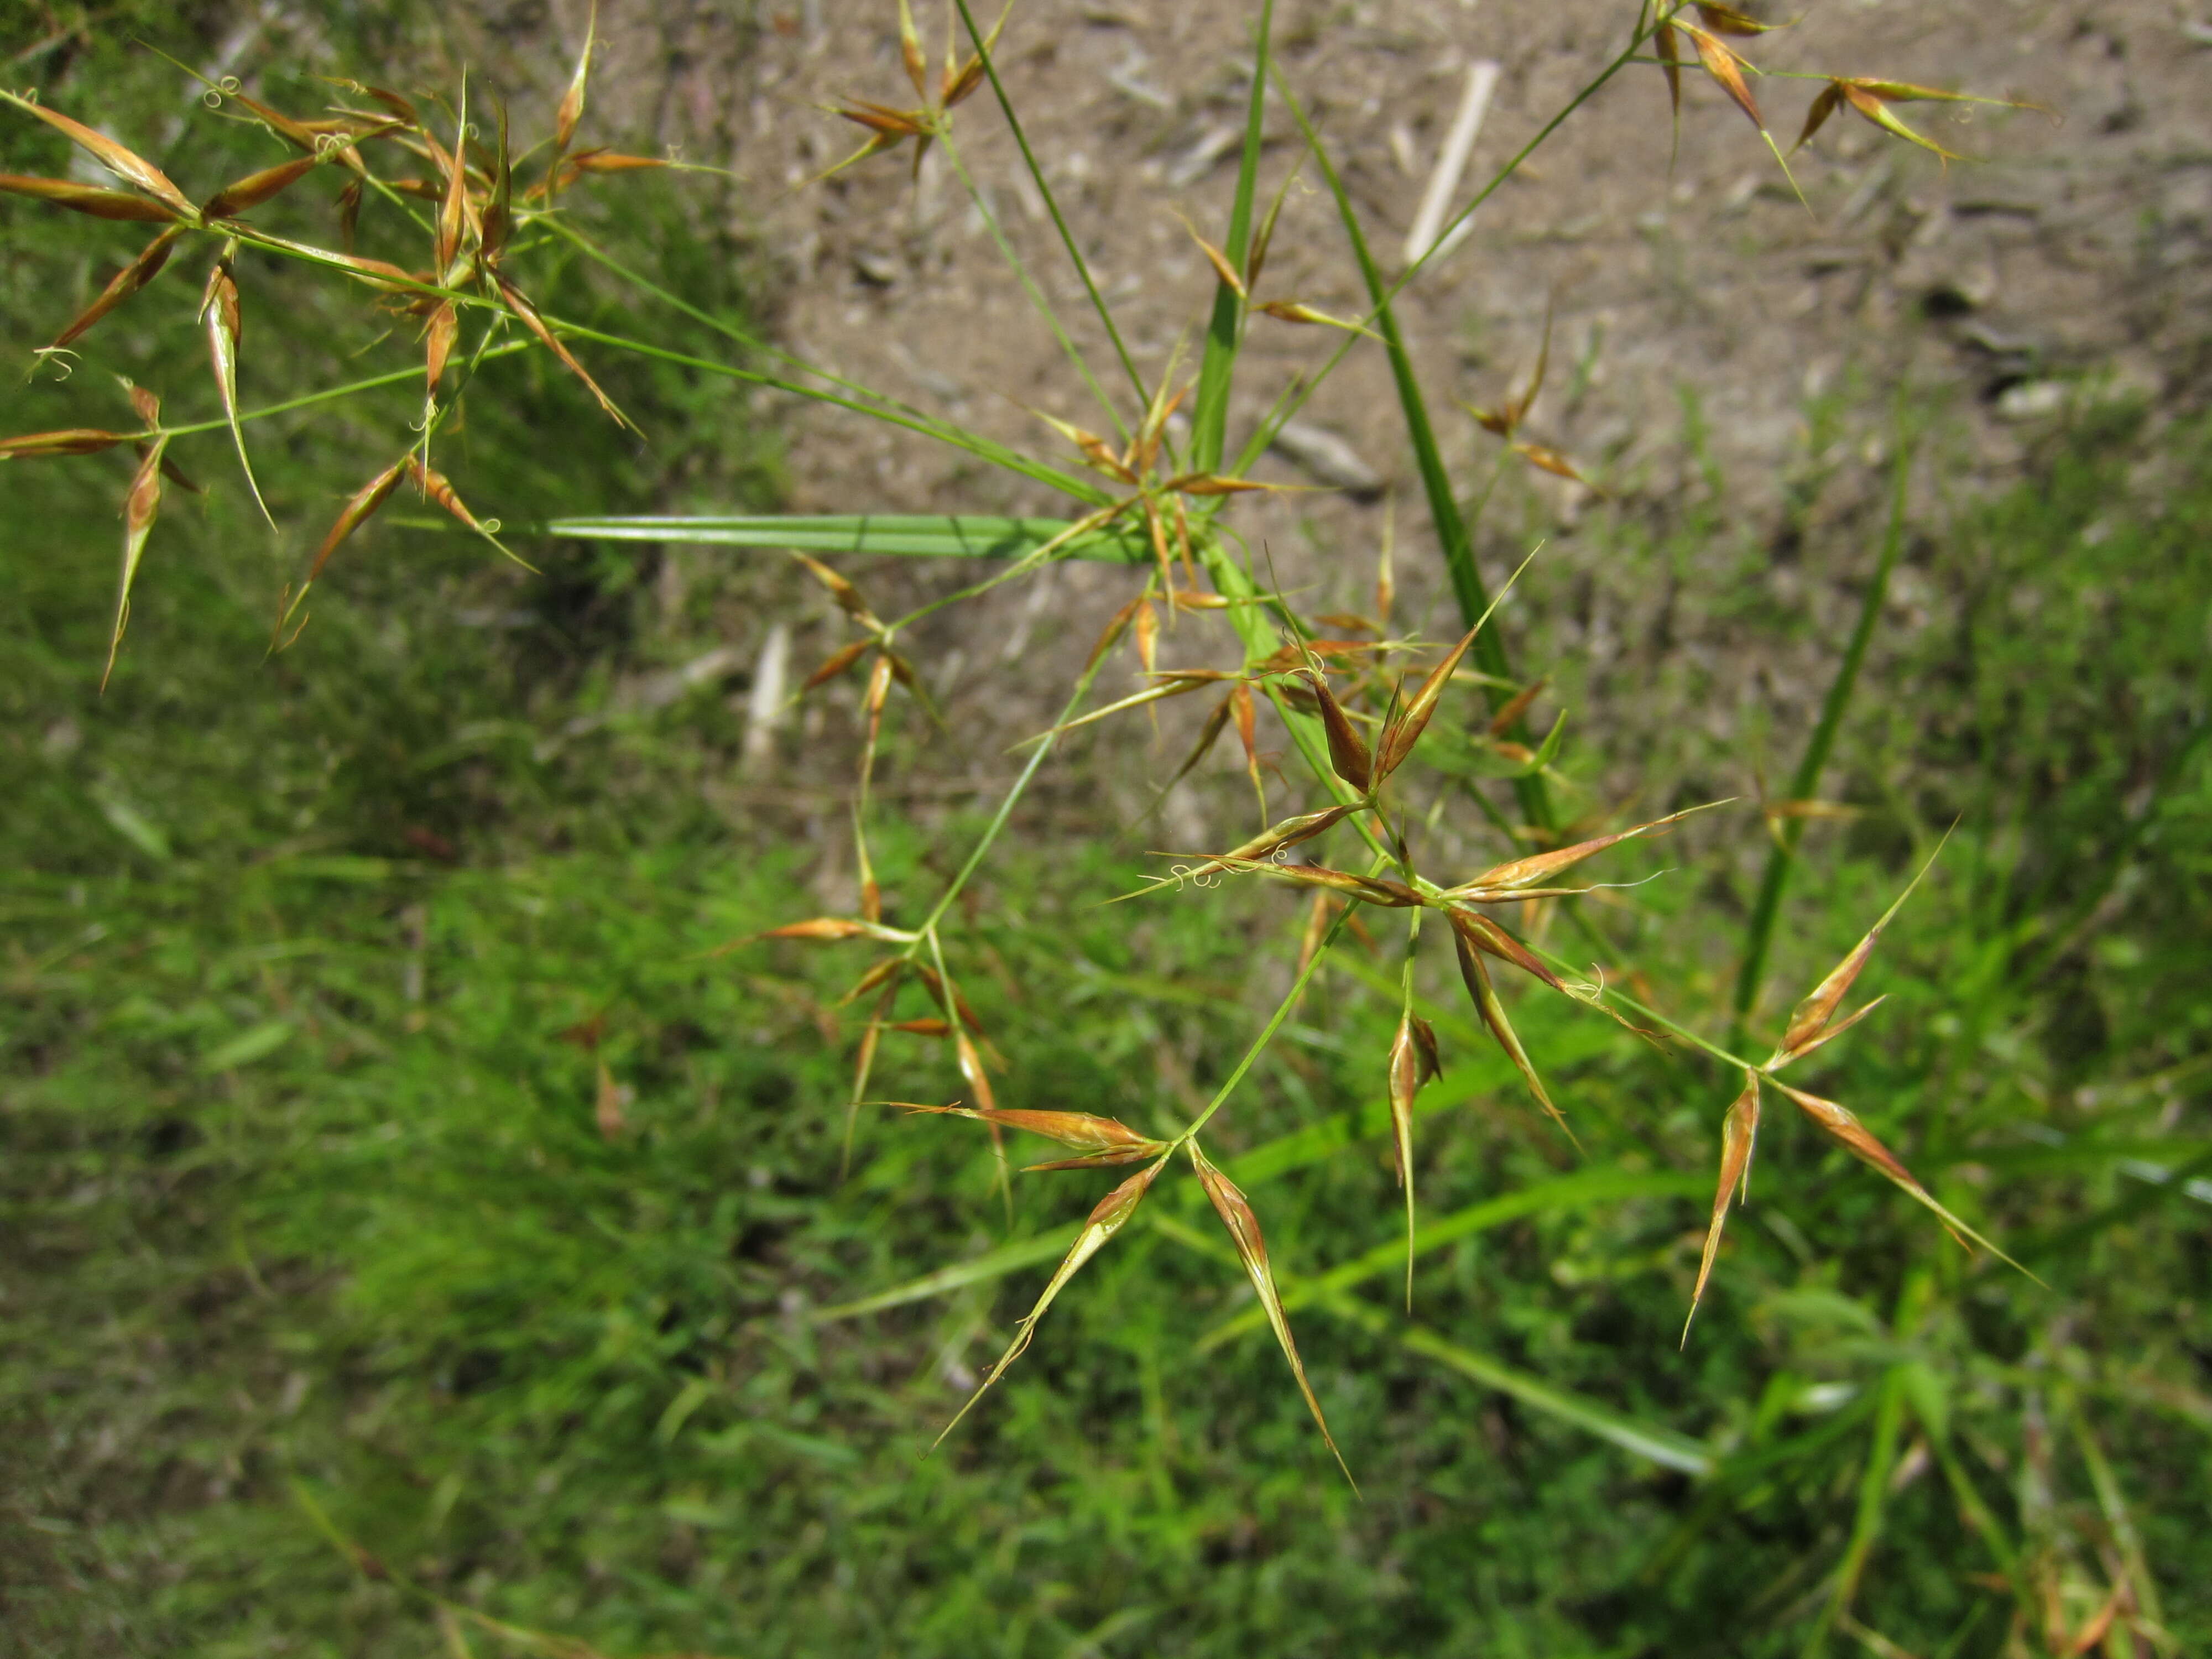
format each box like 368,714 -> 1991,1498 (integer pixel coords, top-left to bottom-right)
0,9 -> 670,679
0,0 -> 2042,1480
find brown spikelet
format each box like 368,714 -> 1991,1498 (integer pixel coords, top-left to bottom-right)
1190,1144 -> 1355,1487
802,638 -> 872,692
1446,909 -> 1566,993
495,276 -> 637,431
1375,621 -> 1481,781
0,92 -> 192,217
202,155 -> 321,220
305,456 -> 409,585
1181,216 -> 1248,298
103,430 -> 169,690
1447,802 -> 1721,899
896,1102 -> 1164,1162
1485,676 -> 1548,740
0,173 -> 178,222
1770,836 -> 1945,1066
1387,1013 -> 1437,1309
789,551 -> 880,627
1453,924 -> 1574,1144
1678,23 -> 1764,133
0,429 -> 134,460
933,1161 -> 1162,1449
1301,666 -> 1373,792
1683,1072 -> 1760,1343
200,257 -> 274,528
53,225 -> 185,349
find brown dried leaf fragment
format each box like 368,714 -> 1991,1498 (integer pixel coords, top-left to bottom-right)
933,1160 -> 1163,1448
594,1060 -> 628,1140
1683,1071 -> 1760,1343
1190,1144 -> 1354,1486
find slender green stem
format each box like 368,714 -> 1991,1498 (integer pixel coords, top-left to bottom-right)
537,215 -> 959,436
1728,436 -> 1913,1047
146,342 -> 527,440
1278,78 -> 1553,837
912,627 -> 1119,938
1241,15 -> 1656,478
1189,0 -> 1274,475
551,321 -> 1112,505
210,220 -> 1114,505
1516,924 -> 1764,1076
950,0 -> 1151,420
1175,891 -> 1359,1145
938,132 -> 1128,441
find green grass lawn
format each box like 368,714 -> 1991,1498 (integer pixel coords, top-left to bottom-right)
4,401 -> 2209,1655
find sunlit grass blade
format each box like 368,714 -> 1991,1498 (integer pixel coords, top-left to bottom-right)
1318,1295 -> 1713,1475
542,512 -> 1150,565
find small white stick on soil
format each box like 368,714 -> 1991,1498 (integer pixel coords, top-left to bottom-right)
1404,60 -> 1500,268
